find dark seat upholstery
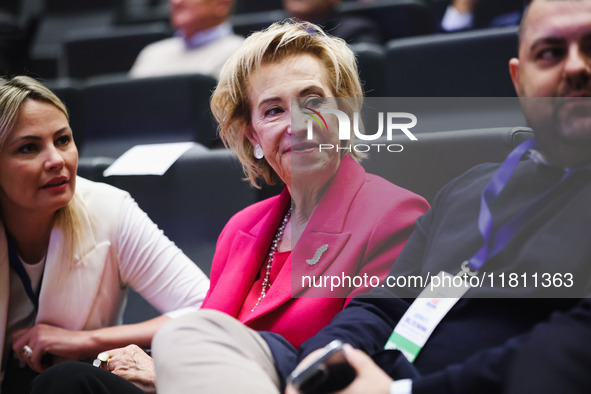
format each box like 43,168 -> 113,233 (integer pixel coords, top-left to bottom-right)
102,147 -> 257,276
232,0 -> 435,41
76,156 -> 114,181
339,0 -> 436,42
231,10 -> 285,38
361,126 -> 534,203
78,73 -> 219,158
28,5 -> 120,79
233,0 -> 283,15
385,26 -> 519,97
93,147 -> 257,323
61,23 -> 171,79
356,96 -> 526,138
351,43 -> 386,97
44,78 -> 85,150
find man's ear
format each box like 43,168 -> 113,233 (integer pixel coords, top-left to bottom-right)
509,57 -> 522,96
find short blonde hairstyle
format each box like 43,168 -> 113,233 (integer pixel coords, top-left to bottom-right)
211,20 -> 364,188
0,76 -> 83,261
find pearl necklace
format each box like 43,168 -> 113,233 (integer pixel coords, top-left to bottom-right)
251,207 -> 292,312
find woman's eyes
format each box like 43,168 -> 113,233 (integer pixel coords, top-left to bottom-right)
305,97 -> 325,108
262,97 -> 325,118
264,107 -> 284,117
56,135 -> 71,146
15,135 -> 71,154
17,143 -> 37,154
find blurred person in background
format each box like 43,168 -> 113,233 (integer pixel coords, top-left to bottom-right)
440,0 -> 530,32
284,0 -> 383,44
130,0 -> 244,79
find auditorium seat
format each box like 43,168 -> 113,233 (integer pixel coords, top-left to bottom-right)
61,23 -> 171,79
361,126 -> 534,203
115,0 -> 169,25
385,26 -> 519,97
351,43 -> 386,97
99,147 -> 258,323
28,0 -> 123,78
339,0 -> 436,42
232,0 -> 436,41
231,10 -> 284,38
76,156 -> 114,181
355,96 -> 526,138
233,0 -> 283,15
103,147 -> 257,275
44,78 -> 85,150
78,73 -> 219,158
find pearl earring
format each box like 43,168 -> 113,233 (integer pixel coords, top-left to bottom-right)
254,144 -> 264,159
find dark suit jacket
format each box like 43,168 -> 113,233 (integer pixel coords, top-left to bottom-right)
297,160 -> 591,393
505,298 -> 591,394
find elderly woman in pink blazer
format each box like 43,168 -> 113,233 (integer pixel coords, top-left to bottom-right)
148,20 -> 429,393
198,20 -> 429,347
29,21 -> 429,394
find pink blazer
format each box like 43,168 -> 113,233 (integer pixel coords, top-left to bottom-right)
202,156 -> 429,347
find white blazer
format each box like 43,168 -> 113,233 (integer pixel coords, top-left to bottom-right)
0,177 -> 209,379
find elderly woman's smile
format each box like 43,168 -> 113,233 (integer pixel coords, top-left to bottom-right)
246,53 -> 341,189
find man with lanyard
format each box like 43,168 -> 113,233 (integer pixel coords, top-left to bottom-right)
285,0 -> 591,393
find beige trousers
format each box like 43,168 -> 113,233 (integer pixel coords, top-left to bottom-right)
152,309 -> 281,393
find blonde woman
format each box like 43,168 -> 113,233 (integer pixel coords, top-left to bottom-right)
0,76 -> 209,393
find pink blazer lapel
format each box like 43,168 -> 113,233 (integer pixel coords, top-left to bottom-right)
205,190 -> 292,317
205,229 -> 263,316
245,156 -> 367,320
243,252 -> 293,323
294,154 -> 365,281
245,231 -> 352,322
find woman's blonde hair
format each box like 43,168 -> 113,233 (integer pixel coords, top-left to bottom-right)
211,20 -> 365,188
0,76 -> 84,261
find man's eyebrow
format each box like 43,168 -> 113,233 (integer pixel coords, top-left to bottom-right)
529,37 -> 566,53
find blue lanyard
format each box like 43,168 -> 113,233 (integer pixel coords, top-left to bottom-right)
466,138 -> 577,272
7,236 -> 41,311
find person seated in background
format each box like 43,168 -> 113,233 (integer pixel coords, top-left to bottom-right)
129,0 -> 244,79
284,0 -> 382,44
0,76 -> 209,394
120,1 -> 588,393
31,20 -> 429,393
440,0 -> 530,32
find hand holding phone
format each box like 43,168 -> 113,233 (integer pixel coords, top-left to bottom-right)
287,340 -> 356,394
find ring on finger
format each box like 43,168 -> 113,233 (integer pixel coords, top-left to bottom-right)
92,351 -> 111,371
22,345 -> 33,358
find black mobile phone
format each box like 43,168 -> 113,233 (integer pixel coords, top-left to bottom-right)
287,340 -> 356,394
